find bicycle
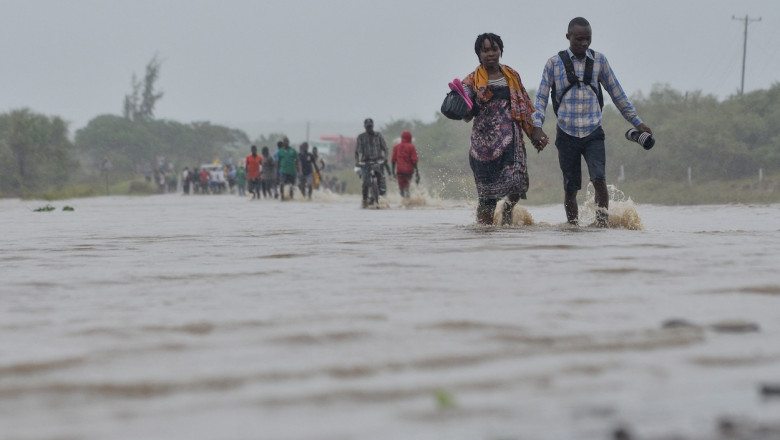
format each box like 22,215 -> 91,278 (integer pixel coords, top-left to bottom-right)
357,160 -> 385,208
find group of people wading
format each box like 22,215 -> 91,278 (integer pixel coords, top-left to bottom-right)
243,137 -> 327,201
239,124 -> 420,206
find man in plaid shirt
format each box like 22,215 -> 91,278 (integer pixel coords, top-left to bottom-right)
355,118 -> 388,206
532,17 -> 652,227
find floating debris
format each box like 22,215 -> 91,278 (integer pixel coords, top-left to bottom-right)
710,320 -> 760,333
760,384 -> 780,397
661,318 -> 699,329
33,204 -> 55,212
433,388 -> 456,410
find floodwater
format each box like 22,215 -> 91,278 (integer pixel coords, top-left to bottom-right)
2,190 -> 780,440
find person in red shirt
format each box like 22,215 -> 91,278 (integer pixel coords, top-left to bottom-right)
199,167 -> 210,194
245,145 -> 263,199
391,130 -> 419,198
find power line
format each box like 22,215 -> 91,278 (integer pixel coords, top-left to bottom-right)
732,14 -> 762,96
746,20 -> 780,92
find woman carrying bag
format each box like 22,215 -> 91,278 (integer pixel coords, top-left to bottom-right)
459,33 -> 539,225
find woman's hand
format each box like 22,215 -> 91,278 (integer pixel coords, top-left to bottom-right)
531,127 -> 549,152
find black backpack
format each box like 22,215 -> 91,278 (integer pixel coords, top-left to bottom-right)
551,49 -> 604,116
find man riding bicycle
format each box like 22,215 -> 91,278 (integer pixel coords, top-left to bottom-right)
355,118 -> 389,208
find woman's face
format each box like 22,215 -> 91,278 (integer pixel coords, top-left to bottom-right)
479,39 -> 501,69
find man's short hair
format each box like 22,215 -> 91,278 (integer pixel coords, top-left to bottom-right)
568,17 -> 590,32
364,118 -> 373,125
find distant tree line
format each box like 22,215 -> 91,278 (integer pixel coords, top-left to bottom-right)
0,56 -> 251,198
76,115 -> 250,174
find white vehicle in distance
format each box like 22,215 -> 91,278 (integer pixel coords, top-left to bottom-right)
200,164 -> 227,194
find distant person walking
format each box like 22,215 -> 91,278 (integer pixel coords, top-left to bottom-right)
277,137 -> 299,200
298,142 -> 317,200
311,146 -> 325,190
274,141 -> 283,198
261,146 -> 277,199
391,130 -> 419,198
199,167 -> 210,194
461,33 -> 535,225
246,145 -> 263,199
355,118 -> 388,207
236,162 -> 246,197
531,17 -> 652,227
181,167 -> 191,195
226,165 -> 236,193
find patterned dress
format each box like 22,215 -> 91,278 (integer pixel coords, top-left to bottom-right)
465,76 -> 529,199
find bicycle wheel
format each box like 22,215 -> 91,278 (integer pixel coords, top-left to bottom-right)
370,175 -> 380,206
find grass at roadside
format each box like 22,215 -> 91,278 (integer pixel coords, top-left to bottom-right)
19,178 -> 158,200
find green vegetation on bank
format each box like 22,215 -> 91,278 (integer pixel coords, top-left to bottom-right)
0,74 -> 778,204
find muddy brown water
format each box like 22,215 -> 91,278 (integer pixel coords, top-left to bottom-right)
2,193 -> 779,440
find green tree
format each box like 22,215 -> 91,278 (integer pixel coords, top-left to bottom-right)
75,115 -> 157,175
75,116 -> 251,176
0,109 -> 76,195
123,55 -> 164,122
253,132 -> 288,151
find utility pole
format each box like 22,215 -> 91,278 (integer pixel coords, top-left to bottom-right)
732,14 -> 761,96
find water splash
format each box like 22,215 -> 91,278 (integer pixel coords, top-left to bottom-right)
583,183 -> 644,230
309,189 -> 346,203
401,195 -> 428,208
400,184 -> 439,208
268,183 -> 441,210
492,199 -> 534,226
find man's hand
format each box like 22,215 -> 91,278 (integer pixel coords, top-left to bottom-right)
531,127 -> 549,152
637,123 -> 653,135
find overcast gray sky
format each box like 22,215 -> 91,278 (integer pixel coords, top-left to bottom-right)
2,0 -> 778,141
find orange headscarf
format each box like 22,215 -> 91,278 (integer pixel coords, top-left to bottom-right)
464,64 -> 535,137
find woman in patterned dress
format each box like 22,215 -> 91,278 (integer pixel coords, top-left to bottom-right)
462,33 -> 539,225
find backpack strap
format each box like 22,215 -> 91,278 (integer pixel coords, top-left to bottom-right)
560,50 -> 580,88
551,49 -> 604,116
584,49 -> 604,111
551,50 -> 575,116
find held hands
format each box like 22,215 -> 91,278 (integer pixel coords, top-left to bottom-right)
531,127 -> 550,153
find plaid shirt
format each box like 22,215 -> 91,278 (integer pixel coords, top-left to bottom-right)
355,131 -> 388,163
533,49 -> 642,138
